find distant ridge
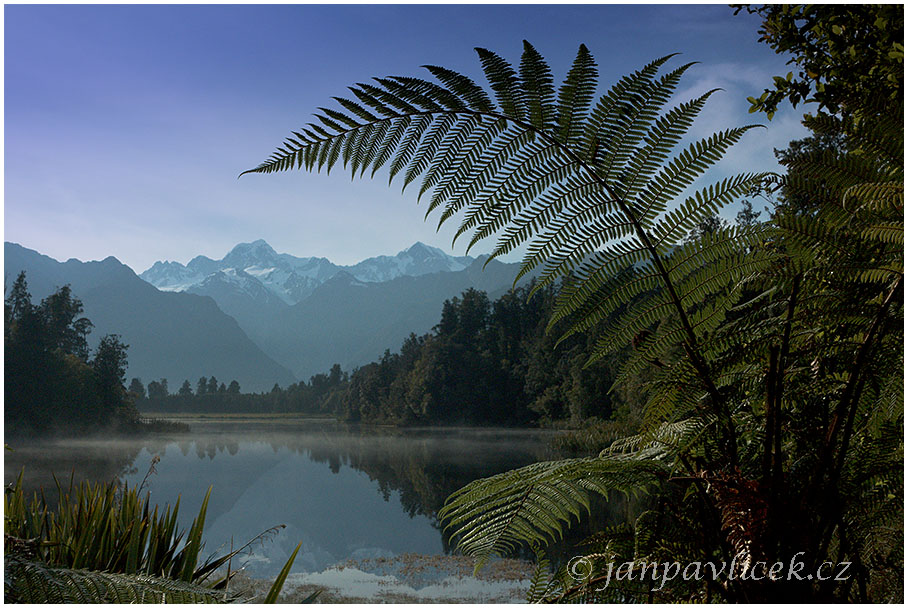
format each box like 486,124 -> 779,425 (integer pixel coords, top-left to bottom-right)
4,242 -> 297,392
255,255 -> 530,379
141,240 -> 531,379
7,240 -> 530,387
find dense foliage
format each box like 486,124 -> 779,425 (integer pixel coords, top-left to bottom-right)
245,10 -> 902,600
5,272 -> 141,435
734,4 -> 903,121
322,283 -> 626,425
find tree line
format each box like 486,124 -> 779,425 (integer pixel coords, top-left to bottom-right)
129,376 -> 242,400
140,280 -> 639,425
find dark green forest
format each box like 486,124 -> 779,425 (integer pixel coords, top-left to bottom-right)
5,272 -> 138,434
4,272 -> 183,436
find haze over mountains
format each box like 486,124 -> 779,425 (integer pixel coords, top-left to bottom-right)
5,242 -> 296,392
140,240 -> 525,379
6,240 -> 527,389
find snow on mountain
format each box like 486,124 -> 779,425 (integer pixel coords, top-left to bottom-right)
140,260 -> 206,292
5,242 -> 297,392
221,239 -> 282,270
139,240 -> 475,305
349,242 -> 472,282
191,268 -> 283,305
184,267 -> 289,333
321,270 -> 369,289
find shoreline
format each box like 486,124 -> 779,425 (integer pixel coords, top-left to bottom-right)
229,553 -> 535,604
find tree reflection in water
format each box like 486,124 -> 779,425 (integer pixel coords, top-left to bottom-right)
4,419 -> 630,571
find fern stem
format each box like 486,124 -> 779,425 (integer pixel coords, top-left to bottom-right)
831,277 -> 901,477
811,274 -> 902,567
513,130 -> 736,467
605,191 -> 736,469
772,274 -> 799,490
762,345 -> 778,487
821,275 -> 902,477
473,112 -> 735,466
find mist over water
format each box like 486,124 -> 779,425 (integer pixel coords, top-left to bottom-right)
5,418 -> 557,576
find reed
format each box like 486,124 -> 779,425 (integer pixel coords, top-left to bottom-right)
4,470 -> 307,602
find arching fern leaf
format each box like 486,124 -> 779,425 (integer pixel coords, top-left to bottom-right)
437,457 -> 665,567
245,41 -> 773,568
244,42 -> 768,435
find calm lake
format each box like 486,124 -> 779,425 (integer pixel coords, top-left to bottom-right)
5,416 -> 566,599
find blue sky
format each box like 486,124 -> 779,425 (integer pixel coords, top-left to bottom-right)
4,4 -> 808,272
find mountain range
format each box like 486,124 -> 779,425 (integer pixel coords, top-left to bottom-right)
140,240 -> 474,305
140,240 -> 525,379
4,242 -> 296,392
6,240 -> 528,388
255,256 -> 526,379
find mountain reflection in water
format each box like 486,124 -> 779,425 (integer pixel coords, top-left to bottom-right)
4,418 -> 558,576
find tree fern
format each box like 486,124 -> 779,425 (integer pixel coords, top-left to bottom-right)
686,94 -> 904,601
245,39 -> 901,601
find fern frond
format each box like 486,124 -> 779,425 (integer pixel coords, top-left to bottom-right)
597,61 -> 698,183
603,417 -> 710,461
476,46 -> 525,120
615,88 -> 721,202
634,126 -> 762,224
438,457 -> 665,565
554,44 -> 597,145
579,53 -> 678,164
4,557 -> 227,604
422,64 -> 494,112
519,40 -> 556,130
525,545 -> 560,603
247,41 -> 768,476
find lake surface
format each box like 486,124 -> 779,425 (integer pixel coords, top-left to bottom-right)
4,417 -> 559,583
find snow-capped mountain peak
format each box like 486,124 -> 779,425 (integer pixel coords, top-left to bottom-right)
139,240 -> 474,306
140,260 -> 205,292
222,239 -> 281,270
349,242 -> 471,282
